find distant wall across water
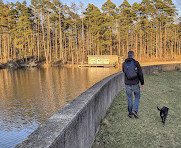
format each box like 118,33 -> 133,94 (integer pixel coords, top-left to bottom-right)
16,63 -> 181,148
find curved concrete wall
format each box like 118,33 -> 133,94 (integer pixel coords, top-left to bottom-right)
16,63 -> 181,148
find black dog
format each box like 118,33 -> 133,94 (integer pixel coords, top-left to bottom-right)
157,106 -> 169,125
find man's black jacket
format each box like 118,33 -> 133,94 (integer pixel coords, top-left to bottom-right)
122,58 -> 144,85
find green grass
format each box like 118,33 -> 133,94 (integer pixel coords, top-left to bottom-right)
92,71 -> 181,148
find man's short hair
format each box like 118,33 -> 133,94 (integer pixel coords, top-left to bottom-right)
128,51 -> 134,58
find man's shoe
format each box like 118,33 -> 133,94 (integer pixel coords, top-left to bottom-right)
128,113 -> 133,118
132,111 -> 139,118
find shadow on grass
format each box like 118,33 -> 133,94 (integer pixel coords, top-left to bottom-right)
92,71 -> 181,148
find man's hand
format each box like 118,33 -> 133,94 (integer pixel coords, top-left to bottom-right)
141,85 -> 144,89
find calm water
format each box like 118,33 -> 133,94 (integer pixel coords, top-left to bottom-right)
0,67 -> 121,148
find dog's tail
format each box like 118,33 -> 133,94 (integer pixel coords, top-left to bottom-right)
157,106 -> 161,111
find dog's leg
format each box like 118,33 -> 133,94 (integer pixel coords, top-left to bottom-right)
163,116 -> 166,126
160,113 -> 164,125
162,118 -> 164,124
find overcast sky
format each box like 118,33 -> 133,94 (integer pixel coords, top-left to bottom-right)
3,0 -> 181,16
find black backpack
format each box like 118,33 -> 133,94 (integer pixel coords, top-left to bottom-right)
124,61 -> 138,80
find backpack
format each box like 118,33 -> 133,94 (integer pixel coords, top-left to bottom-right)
124,61 -> 138,80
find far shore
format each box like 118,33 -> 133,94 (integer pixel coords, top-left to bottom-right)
1,59 -> 181,70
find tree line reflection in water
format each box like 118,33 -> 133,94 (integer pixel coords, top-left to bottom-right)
0,67 -> 121,148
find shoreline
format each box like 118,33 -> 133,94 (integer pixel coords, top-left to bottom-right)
1,60 -> 181,70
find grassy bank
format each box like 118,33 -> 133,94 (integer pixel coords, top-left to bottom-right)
93,71 -> 181,148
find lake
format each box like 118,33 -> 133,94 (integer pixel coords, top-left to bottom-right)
0,67 -> 121,148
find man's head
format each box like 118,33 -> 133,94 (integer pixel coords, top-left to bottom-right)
128,51 -> 134,58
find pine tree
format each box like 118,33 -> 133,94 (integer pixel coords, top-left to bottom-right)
102,0 -> 117,55
119,0 -> 132,57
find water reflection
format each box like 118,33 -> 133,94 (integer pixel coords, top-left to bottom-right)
0,67 -> 121,147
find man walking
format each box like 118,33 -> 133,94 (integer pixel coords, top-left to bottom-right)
122,51 -> 144,118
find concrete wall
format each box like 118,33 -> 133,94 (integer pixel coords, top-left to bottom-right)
16,63 -> 181,148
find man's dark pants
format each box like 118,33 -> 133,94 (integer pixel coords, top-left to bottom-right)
125,84 -> 140,115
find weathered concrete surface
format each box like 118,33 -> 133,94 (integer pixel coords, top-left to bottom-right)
16,63 -> 181,148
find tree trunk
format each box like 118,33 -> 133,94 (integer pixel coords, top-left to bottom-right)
55,25 -> 58,60
46,10 -> 50,64
140,29 -> 142,60
110,28 -> 112,55
135,25 -> 138,59
160,21 -> 163,58
59,12 -> 63,60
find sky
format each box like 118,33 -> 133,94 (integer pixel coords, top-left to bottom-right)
3,0 -> 181,16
